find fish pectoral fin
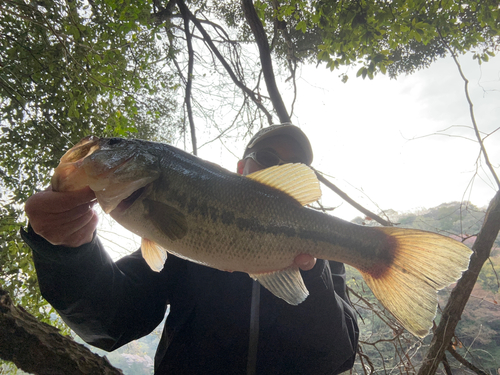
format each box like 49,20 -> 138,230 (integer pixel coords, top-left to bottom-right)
141,238 -> 168,272
249,265 -> 309,305
246,164 -> 321,206
143,199 -> 188,240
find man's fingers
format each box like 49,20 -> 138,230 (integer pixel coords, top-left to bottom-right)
29,186 -> 96,214
25,186 -> 99,247
63,208 -> 97,234
295,254 -> 317,271
61,210 -> 99,247
46,200 -> 97,225
47,210 -> 99,247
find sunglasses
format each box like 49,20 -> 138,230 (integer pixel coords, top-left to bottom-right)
244,150 -> 289,168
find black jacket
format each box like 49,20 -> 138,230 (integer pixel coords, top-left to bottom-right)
22,226 -> 358,374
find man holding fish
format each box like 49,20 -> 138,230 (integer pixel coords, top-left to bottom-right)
22,124 -> 360,374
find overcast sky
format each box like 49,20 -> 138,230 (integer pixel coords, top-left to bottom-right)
99,53 -> 499,257
196,53 -> 500,221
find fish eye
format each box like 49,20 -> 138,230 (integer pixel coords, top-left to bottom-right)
107,138 -> 122,146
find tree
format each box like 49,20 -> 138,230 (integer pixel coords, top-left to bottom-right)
1,0 -> 499,373
0,287 -> 123,374
1,0 -> 178,319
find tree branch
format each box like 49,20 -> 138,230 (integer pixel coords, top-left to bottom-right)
313,169 -> 394,227
241,0 -> 290,123
0,288 -> 122,375
438,32 -> 500,190
447,345 -> 488,375
441,355 -> 453,375
152,0 -> 177,25
175,0 -> 274,125
418,189 -> 500,375
177,0 -> 197,155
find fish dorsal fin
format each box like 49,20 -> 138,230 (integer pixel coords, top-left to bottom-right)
246,164 -> 321,206
141,238 -> 168,272
249,265 -> 309,305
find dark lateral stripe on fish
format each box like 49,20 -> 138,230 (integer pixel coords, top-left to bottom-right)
165,186 -> 396,274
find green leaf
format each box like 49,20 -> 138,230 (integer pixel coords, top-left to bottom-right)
296,21 -> 307,33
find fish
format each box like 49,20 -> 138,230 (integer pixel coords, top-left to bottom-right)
51,135 -> 472,338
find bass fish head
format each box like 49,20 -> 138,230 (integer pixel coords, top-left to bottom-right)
52,136 -> 160,213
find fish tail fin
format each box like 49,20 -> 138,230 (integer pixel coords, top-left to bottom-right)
359,227 -> 472,337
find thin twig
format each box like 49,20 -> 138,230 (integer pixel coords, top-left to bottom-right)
176,0 -> 274,124
438,31 -> 500,190
312,168 -> 394,227
177,0 -> 197,155
441,355 -> 453,375
447,345 -> 488,375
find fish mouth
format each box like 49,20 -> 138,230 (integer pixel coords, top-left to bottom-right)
112,184 -> 149,213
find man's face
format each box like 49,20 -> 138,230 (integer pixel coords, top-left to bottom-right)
237,135 -> 307,176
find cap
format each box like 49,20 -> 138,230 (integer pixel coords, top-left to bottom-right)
244,123 -> 313,165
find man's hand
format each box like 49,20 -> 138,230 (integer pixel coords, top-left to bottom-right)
25,186 -> 98,247
294,254 -> 316,271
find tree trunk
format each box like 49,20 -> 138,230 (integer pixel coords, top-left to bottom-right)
418,190 -> 500,374
0,288 -> 123,375
241,0 -> 291,124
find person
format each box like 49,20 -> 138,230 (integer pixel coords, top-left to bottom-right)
22,124 -> 359,374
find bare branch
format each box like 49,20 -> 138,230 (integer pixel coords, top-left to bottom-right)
447,345 -> 488,375
178,0 -> 197,155
241,0 -> 290,123
441,355 -> 453,375
312,168 -> 394,227
438,32 -> 500,190
176,0 -> 274,124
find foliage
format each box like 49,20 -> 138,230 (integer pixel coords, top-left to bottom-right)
268,0 -> 500,79
0,0 -> 179,320
0,0 -> 178,202
75,317 -> 166,375
213,0 -> 499,79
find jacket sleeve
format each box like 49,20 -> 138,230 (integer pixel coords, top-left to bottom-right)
21,225 -> 172,351
306,259 -> 358,371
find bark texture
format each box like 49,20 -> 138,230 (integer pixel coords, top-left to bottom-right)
0,288 -> 123,375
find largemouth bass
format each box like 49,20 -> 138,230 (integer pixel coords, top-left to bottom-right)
51,136 -> 472,338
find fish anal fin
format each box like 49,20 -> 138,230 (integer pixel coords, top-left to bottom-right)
360,227 -> 472,337
143,199 -> 188,240
249,265 -> 309,305
141,238 -> 167,272
246,164 -> 321,206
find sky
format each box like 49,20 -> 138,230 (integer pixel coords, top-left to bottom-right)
98,53 -> 500,258
194,53 -> 499,220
